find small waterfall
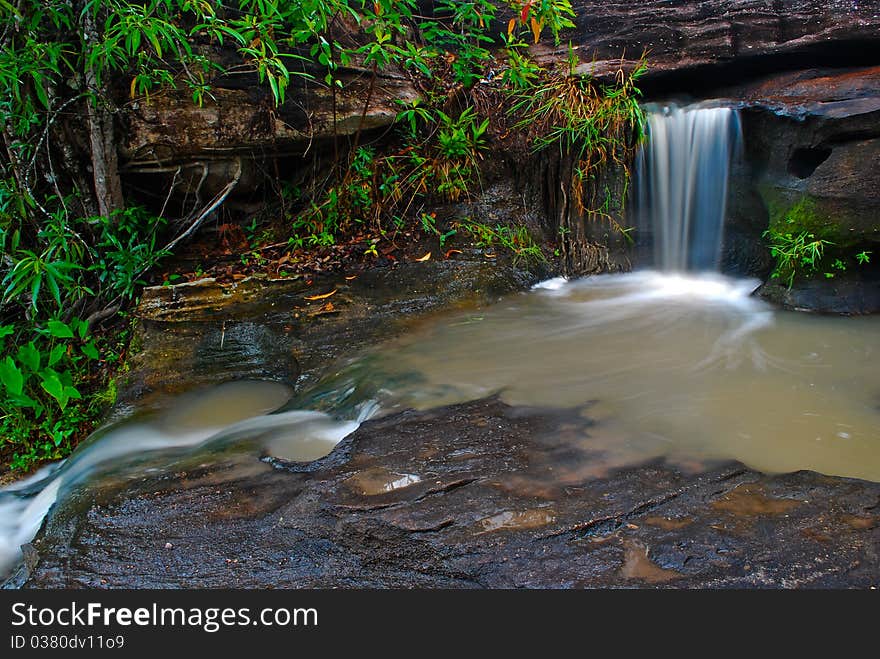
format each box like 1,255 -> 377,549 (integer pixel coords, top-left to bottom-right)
633,103 -> 741,271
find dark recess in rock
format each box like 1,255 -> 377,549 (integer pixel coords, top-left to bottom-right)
787,146 -> 832,179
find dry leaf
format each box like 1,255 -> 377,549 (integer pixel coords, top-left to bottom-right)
530,17 -> 543,44
345,275 -> 357,281
445,249 -> 463,258
415,252 -> 432,262
304,289 -> 337,301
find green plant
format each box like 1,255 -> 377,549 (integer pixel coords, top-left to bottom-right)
0,318 -> 106,470
764,229 -> 833,288
90,207 -> 169,301
457,220 -> 545,265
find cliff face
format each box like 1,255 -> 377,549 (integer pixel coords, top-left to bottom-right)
550,1 -> 880,79
121,1 -> 880,176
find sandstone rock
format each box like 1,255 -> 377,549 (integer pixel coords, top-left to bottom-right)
18,398 -> 880,588
718,66 -> 880,294
544,0 -> 880,79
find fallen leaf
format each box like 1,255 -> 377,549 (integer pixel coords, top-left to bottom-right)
445,249 -> 463,258
484,252 -> 497,259
345,275 -> 357,281
304,289 -> 337,301
415,252 -> 432,262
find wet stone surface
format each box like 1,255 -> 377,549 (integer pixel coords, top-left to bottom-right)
19,398 -> 880,589
121,259 -> 543,408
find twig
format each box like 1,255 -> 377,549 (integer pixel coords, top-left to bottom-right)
160,158 -> 242,255
159,166 -> 183,219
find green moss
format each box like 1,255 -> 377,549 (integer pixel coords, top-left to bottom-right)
767,195 -> 834,240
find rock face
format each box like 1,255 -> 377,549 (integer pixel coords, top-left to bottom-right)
19,398 -> 880,588
120,66 -> 419,198
554,0 -> 880,80
737,65 -> 880,244
715,65 -> 880,309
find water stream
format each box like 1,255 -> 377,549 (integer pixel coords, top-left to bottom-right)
1,102 -> 878,579
633,102 -> 741,271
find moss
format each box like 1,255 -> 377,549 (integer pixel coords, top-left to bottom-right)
766,194 -> 833,240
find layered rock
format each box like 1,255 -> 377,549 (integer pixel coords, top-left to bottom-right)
717,65 -> 880,310
120,66 -> 419,198
553,0 -> 880,80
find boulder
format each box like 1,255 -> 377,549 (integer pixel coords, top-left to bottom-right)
718,66 -> 880,298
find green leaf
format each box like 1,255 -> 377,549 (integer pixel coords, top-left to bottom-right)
47,319 -> 74,338
81,341 -> 99,360
0,325 -> 15,339
0,356 -> 24,396
40,373 -> 68,410
73,317 -> 89,340
17,342 -> 40,372
11,393 -> 40,410
64,385 -> 81,400
48,344 -> 66,366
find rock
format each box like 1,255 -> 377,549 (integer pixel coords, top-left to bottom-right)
20,398 -> 880,588
734,65 -> 880,248
120,66 -> 419,197
120,260 -> 544,407
716,65 -> 880,297
543,1 -> 880,80
757,275 -> 880,314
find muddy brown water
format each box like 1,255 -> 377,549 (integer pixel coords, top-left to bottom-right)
316,271 -> 880,482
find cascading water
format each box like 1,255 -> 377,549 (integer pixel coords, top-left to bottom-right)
0,381 -> 374,576
633,103 -> 742,271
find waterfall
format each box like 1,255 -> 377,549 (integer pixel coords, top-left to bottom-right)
633,103 -> 741,271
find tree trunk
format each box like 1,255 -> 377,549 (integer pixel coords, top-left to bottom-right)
81,7 -> 124,218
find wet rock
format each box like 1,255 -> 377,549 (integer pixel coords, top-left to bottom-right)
735,66 -> 880,248
121,260 -> 542,407
20,398 -> 880,588
716,66 -> 880,301
756,275 -> 880,314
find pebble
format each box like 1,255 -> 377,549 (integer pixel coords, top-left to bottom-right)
164,542 -> 173,550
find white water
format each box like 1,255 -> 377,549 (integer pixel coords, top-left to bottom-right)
633,103 -> 741,270
0,381 -> 370,577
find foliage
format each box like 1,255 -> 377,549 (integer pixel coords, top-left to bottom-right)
90,207 -> 170,301
0,318 -> 106,470
763,198 -> 874,287
456,220 -> 546,265
0,0 -> 647,472
506,52 -> 647,244
763,228 -> 832,288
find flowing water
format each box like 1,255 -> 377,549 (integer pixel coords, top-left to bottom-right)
325,272 -> 879,482
2,101 -> 879,579
633,102 -> 741,270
